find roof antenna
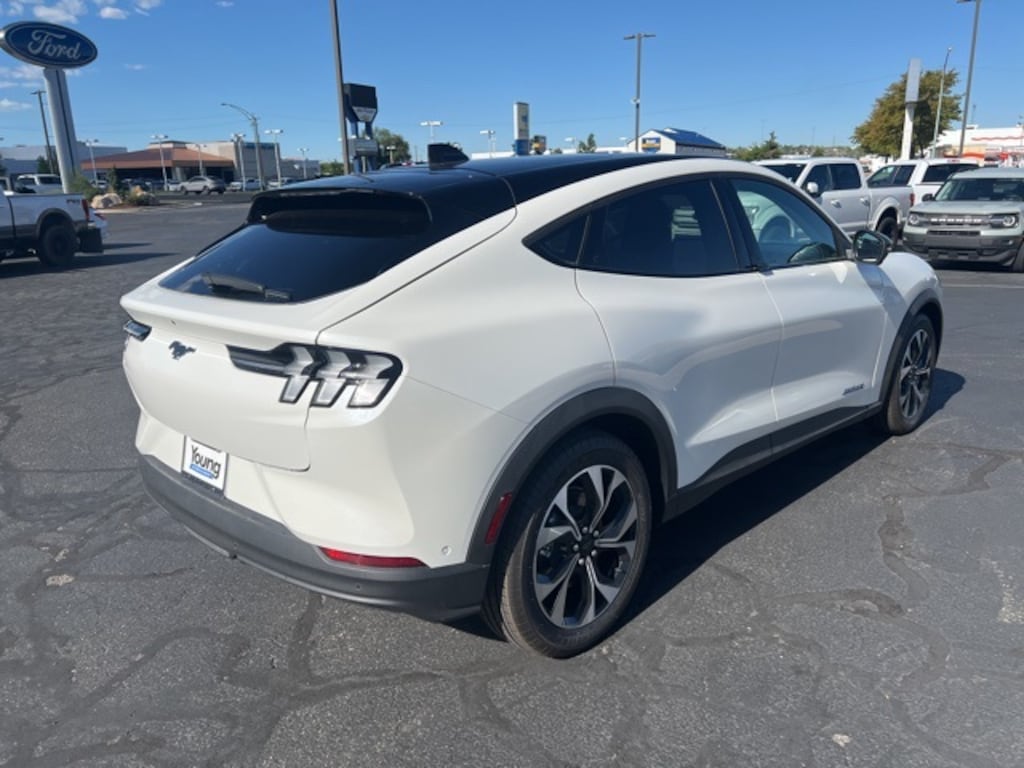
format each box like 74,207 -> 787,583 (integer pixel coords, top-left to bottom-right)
428,143 -> 469,168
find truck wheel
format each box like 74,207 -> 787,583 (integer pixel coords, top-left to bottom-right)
1011,243 -> 1024,273
37,222 -> 77,269
876,216 -> 899,243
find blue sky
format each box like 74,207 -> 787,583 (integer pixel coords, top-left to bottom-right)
1,0 -> 1023,164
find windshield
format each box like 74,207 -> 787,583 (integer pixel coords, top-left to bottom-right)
935,177 -> 1024,202
761,163 -> 805,183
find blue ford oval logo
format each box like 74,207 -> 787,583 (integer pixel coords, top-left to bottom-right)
0,22 -> 98,69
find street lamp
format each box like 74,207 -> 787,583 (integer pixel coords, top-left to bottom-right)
231,132 -> 247,187
385,144 -> 397,164
420,120 -> 442,142
624,32 -> 655,151
152,133 -> 168,188
480,129 -> 495,157
192,143 -> 206,176
931,47 -> 953,158
297,146 -> 309,179
264,129 -> 283,185
84,139 -> 100,182
957,0 -> 982,157
30,89 -> 55,172
222,102 -> 265,189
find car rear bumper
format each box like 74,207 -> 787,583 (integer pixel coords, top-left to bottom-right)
139,455 -> 489,621
902,230 -> 1021,264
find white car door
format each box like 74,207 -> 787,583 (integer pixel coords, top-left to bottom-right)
728,176 -> 887,426
806,162 -> 871,236
573,177 -> 782,488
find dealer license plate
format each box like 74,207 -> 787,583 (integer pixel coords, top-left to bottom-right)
182,436 -> 227,491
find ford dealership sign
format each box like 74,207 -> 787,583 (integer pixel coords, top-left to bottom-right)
0,22 -> 97,69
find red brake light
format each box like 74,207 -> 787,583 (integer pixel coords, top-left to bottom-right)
320,548 -> 425,568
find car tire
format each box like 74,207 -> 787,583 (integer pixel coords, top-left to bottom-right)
876,215 -> 899,243
874,314 -> 937,436
36,221 -> 77,269
483,430 -> 652,657
1011,243 -> 1024,273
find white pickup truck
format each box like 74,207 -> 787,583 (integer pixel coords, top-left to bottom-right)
1,176 -> 103,268
757,157 -> 910,241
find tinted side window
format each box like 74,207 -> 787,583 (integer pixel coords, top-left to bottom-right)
526,216 -> 586,266
892,165 -> 915,185
805,164 -> 832,192
579,179 -> 738,277
731,178 -> 843,269
832,163 -> 862,190
922,163 -> 977,183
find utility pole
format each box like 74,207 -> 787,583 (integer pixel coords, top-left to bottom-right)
331,0 -> 352,175
624,32 -> 655,152
30,89 -> 55,172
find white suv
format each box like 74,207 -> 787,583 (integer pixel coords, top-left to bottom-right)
121,153 -> 943,657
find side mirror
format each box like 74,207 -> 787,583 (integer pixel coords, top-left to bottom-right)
922,193 -> 935,202
852,229 -> 891,264
804,181 -> 820,196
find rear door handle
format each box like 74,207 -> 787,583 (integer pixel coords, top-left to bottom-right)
830,200 -> 841,207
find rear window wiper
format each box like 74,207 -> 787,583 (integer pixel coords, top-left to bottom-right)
201,272 -> 291,302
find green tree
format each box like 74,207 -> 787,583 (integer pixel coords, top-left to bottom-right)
36,155 -> 53,173
853,69 -> 962,158
733,131 -> 783,161
373,127 -> 410,164
319,161 -> 345,176
577,134 -> 598,154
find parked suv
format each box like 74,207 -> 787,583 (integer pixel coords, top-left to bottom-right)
181,175 -> 226,194
121,154 -> 943,657
867,157 -> 981,207
902,166 -> 1024,271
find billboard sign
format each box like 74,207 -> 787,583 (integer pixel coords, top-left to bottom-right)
344,83 -> 378,124
514,102 -> 530,141
0,21 -> 97,68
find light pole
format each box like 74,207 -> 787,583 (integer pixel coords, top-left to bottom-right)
192,143 -> 204,176
564,136 -> 577,153
957,0 -> 982,157
385,144 -> 396,164
330,0 -> 351,175
420,120 -> 442,143
297,146 -> 309,178
265,129 -> 283,185
152,134 -> 168,188
85,139 -> 99,182
480,129 -> 496,157
30,89 -> 55,172
232,132 -> 247,186
931,47 -> 953,158
624,32 -> 655,152
222,102 -> 265,189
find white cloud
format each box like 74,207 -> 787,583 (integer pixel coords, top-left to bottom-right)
32,1 -> 87,23
134,0 -> 161,11
0,97 -> 33,111
0,63 -> 45,85
99,6 -> 127,18
124,63 -> 145,70
216,1 -> 234,6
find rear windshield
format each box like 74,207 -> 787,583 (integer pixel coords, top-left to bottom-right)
922,164 -> 978,184
160,189 -> 463,303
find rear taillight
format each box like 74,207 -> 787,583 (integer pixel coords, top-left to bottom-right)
320,548 -> 425,568
228,344 -> 402,408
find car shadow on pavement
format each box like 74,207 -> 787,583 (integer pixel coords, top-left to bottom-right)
452,368 -> 965,645
633,366 -> 965,619
0,250 -> 174,278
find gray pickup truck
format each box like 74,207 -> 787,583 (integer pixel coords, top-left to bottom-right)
1,176 -> 103,268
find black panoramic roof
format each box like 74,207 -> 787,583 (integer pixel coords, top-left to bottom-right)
265,152 -> 694,207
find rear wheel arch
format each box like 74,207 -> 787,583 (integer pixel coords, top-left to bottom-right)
465,388 -> 676,566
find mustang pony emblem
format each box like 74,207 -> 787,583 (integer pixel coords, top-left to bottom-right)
168,341 -> 196,360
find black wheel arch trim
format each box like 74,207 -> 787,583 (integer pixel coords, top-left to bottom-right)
465,387 -> 677,564
879,288 -> 943,402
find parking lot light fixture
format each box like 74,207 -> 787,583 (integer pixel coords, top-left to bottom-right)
152,134 -> 168,188
297,146 -> 309,178
265,129 -> 284,185
222,102 -> 265,189
231,132 -> 247,187
85,139 -> 100,182
624,32 -> 655,151
420,120 -> 442,143
480,129 -> 496,157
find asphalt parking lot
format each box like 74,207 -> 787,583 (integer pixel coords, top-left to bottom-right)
1,202 -> 1022,768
